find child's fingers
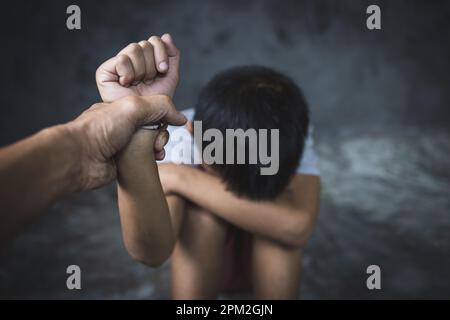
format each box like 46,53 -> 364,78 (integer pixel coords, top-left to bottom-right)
114,55 -> 135,87
138,40 -> 157,83
148,36 -> 168,73
154,130 -> 170,153
118,43 -> 146,84
96,55 -> 134,87
161,33 -> 179,58
161,33 -> 180,82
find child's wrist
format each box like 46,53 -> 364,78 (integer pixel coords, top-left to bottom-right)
116,129 -> 157,171
126,129 -> 157,154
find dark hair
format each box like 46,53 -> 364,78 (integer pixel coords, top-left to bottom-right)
194,66 -> 309,200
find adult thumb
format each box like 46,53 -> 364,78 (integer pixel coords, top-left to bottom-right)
130,95 -> 187,127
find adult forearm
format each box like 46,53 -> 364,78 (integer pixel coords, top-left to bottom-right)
176,167 -> 309,247
0,125 -> 79,244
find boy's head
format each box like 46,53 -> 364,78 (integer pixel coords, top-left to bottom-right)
193,66 -> 309,200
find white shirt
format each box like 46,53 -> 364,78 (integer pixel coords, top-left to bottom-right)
160,108 -> 320,176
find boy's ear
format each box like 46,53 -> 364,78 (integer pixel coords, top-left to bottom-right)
186,120 -> 194,135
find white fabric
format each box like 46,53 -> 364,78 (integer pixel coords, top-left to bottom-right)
160,108 -> 320,176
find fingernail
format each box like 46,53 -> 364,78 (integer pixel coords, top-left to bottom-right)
159,61 -> 168,72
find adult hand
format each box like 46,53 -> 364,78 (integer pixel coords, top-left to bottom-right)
0,94 -> 186,244
68,95 -> 186,190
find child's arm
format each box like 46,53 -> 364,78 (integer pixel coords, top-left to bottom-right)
160,164 -> 320,248
116,129 -> 174,267
165,195 -> 186,238
95,34 -> 183,266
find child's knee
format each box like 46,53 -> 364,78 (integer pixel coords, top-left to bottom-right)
253,235 -> 302,258
186,205 -> 226,229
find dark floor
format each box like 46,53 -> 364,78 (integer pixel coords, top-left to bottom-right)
0,0 -> 450,299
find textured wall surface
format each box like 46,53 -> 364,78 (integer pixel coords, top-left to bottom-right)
0,0 -> 449,299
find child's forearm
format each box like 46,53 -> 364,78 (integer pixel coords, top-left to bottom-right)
165,195 -> 186,239
116,129 -> 174,267
174,166 -> 319,247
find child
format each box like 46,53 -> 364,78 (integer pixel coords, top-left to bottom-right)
159,66 -> 321,299
97,35 -> 320,299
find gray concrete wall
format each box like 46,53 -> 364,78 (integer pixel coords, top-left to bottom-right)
0,0 -> 449,299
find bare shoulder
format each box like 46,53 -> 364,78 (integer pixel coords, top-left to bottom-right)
281,174 -> 321,215
286,174 -> 320,194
